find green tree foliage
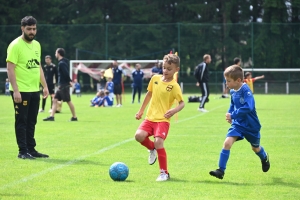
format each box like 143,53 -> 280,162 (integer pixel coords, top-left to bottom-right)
1,0 -> 299,88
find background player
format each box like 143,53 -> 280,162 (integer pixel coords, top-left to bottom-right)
39,55 -> 57,112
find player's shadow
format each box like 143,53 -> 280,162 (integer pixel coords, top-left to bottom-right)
35,158 -> 103,166
196,180 -> 254,186
169,177 -> 189,182
267,177 -> 300,189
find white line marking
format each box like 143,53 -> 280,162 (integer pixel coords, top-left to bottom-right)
0,138 -> 134,190
1,105 -> 226,190
175,105 -> 227,123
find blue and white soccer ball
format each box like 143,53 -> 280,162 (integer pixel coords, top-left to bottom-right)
109,162 -> 129,181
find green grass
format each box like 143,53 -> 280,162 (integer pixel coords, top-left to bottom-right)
0,94 -> 300,200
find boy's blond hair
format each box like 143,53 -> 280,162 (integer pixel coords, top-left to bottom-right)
224,65 -> 244,81
163,54 -> 180,68
203,54 -> 210,61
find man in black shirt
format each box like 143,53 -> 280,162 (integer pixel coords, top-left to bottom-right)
39,55 -> 57,112
194,54 -> 211,112
43,48 -> 77,121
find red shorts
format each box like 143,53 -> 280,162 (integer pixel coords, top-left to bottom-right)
138,119 -> 170,140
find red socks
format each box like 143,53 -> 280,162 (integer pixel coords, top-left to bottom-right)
140,137 -> 154,150
157,148 -> 168,174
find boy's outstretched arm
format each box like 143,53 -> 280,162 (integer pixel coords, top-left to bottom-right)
254,75 -> 265,80
164,101 -> 185,119
135,91 -> 152,120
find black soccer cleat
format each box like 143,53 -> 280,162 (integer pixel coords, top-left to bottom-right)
70,117 -> 78,121
43,116 -> 54,121
209,169 -> 225,180
18,153 -> 35,160
261,153 -> 270,172
30,151 -> 49,158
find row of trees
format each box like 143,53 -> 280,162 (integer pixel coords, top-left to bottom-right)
0,0 -> 299,88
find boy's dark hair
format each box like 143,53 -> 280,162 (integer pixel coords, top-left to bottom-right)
21,16 -> 37,27
163,54 -> 180,67
224,65 -> 244,81
57,48 -> 65,57
45,55 -> 51,59
233,57 -> 240,65
245,72 -> 252,78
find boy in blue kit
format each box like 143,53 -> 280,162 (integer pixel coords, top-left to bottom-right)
210,65 -> 270,180
74,79 -> 81,97
5,78 -> 10,96
105,77 -> 114,104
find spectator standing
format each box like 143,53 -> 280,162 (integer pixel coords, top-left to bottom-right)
132,63 -> 144,103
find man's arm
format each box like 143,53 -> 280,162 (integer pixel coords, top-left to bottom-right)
7,62 -> 22,103
40,65 -> 49,98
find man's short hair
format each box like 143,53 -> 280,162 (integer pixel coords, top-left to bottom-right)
234,57 -> 240,65
203,54 -> 210,61
57,48 -> 65,57
21,16 -> 37,27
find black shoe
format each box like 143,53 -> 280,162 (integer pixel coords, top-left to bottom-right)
43,116 -> 54,121
30,151 -> 49,158
261,153 -> 270,172
18,153 -> 35,159
70,117 -> 78,121
209,169 -> 224,179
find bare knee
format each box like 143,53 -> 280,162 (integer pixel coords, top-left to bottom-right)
252,146 -> 260,153
135,130 -> 148,142
154,137 -> 164,149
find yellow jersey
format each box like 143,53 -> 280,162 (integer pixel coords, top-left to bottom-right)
146,75 -> 183,122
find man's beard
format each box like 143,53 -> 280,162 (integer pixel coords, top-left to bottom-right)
24,32 -> 35,42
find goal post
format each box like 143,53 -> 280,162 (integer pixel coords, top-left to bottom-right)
69,60 -> 163,94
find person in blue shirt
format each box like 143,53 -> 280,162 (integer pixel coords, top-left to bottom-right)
5,78 -> 10,96
131,63 -> 144,103
151,61 -> 163,76
100,90 -> 113,107
74,79 -> 81,97
209,65 -> 270,180
112,60 -> 126,107
105,77 -> 114,104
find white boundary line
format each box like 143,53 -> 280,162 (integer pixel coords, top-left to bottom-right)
0,105 -> 226,190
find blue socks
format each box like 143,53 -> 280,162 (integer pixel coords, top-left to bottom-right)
219,149 -> 230,172
256,146 -> 267,160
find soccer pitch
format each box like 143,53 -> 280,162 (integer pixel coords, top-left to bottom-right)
0,94 -> 299,199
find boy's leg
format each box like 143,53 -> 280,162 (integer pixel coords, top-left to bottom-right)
244,132 -> 270,172
210,136 -> 238,179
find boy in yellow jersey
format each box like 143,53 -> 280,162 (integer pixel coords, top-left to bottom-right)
244,72 -> 265,93
6,16 -> 49,159
134,53 -> 185,181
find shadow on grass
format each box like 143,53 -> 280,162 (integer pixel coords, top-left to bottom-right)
34,158 -> 103,166
268,177 -> 300,189
169,177 -> 189,182
196,177 -> 300,188
196,179 -> 254,186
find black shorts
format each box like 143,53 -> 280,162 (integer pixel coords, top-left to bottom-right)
114,83 -> 122,95
54,85 -> 71,102
48,83 -> 55,95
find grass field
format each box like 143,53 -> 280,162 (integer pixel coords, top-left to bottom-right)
0,93 -> 300,200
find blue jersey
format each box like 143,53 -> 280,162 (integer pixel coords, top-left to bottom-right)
103,95 -> 113,106
152,66 -> 163,74
91,96 -> 101,106
107,81 -> 114,93
112,66 -> 123,85
132,70 -> 144,85
75,83 -> 81,90
5,82 -> 9,90
229,83 -> 261,133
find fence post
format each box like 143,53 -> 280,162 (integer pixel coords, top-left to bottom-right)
265,82 -> 268,94
286,82 -> 289,94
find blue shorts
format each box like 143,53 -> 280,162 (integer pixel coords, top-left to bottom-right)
226,127 -> 261,147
